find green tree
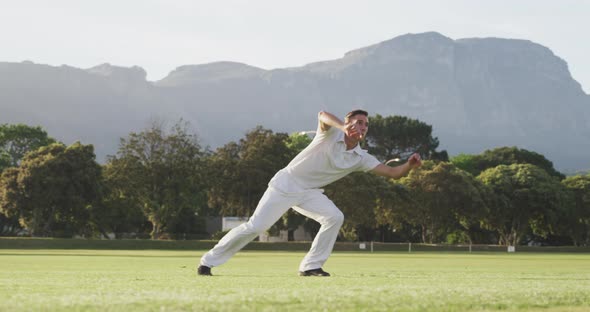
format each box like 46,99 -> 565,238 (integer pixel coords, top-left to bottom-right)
208,126 -> 294,217
285,131 -> 312,152
0,168 -> 21,235
323,170 -> 421,242
372,180 -> 419,242
0,124 -> 56,232
0,142 -> 102,237
99,159 -> 151,238
450,154 -> 478,176
324,173 -> 391,241
477,164 -> 569,246
0,150 -> 19,235
398,161 -> 490,243
365,114 -> 447,162
106,120 -> 209,239
0,151 -> 10,172
560,175 -> 590,245
0,124 -> 56,170
452,147 -> 564,179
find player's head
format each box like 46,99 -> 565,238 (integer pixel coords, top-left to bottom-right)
344,109 -> 369,140
344,109 -> 368,124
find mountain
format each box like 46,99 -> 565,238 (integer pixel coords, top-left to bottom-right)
1,32 -> 589,172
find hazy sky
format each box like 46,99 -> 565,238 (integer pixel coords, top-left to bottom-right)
2,1 -> 589,92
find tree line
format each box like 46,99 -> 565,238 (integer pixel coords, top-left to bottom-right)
1,115 -> 589,246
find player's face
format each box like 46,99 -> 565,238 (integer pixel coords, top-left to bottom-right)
349,115 -> 369,140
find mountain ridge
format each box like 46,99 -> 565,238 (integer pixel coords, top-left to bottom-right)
1,32 -> 588,172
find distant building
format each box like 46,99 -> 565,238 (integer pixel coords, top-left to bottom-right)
206,216 -> 313,242
222,217 -> 248,231
259,226 -> 312,242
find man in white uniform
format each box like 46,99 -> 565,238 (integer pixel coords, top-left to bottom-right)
198,110 -> 422,276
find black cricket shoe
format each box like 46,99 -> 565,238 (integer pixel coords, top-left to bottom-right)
197,265 -> 212,276
298,268 -> 330,277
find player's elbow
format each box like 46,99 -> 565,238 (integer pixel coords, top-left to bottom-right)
318,111 -> 329,126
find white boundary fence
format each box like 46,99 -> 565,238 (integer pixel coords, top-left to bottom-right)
337,242 -> 527,253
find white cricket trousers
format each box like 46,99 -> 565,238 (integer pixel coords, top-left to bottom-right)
200,186 -> 344,272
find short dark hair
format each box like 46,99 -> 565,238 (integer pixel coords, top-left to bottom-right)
344,109 -> 368,123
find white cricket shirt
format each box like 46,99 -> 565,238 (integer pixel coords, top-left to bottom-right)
269,126 -> 381,193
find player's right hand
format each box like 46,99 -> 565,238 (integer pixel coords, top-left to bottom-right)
345,122 -> 360,139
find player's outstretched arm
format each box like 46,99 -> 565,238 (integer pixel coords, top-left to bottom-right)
371,153 -> 422,179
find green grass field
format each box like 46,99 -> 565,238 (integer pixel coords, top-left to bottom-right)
1,249 -> 589,311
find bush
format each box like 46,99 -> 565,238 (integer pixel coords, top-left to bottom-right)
446,231 -> 471,244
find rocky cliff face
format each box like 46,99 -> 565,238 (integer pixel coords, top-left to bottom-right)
1,32 -> 588,171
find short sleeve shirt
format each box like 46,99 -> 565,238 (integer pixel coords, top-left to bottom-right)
269,126 -> 381,193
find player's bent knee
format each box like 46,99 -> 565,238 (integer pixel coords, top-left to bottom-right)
328,210 -> 344,226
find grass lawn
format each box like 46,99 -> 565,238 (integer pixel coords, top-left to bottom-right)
1,249 -> 589,311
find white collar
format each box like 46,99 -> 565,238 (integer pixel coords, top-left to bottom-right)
336,132 -> 365,155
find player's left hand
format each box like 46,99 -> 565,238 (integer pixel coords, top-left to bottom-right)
407,153 -> 422,169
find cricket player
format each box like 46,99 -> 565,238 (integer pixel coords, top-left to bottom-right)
198,110 -> 422,276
